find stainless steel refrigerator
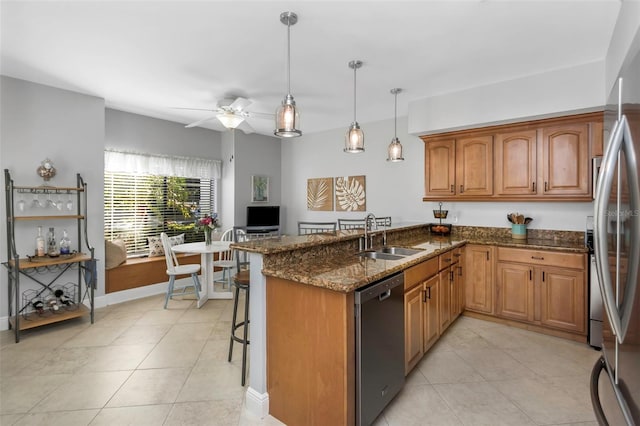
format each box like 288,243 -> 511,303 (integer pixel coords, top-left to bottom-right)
591,31 -> 640,425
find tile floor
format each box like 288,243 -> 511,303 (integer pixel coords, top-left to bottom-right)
0,294 -> 600,425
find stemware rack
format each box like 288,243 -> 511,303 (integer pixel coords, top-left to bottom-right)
3,169 -> 95,342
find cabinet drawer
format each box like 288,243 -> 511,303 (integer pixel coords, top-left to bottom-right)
439,252 -> 455,270
405,257 -> 438,290
497,247 -> 585,270
451,247 -> 463,264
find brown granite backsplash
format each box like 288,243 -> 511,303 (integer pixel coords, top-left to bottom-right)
451,225 -> 585,244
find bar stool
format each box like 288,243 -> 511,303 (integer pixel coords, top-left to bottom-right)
229,227 -> 250,386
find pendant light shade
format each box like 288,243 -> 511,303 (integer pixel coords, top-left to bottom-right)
275,12 -> 302,138
387,88 -> 405,162
344,60 -> 364,153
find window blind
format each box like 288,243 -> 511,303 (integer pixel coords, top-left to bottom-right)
104,172 -> 217,256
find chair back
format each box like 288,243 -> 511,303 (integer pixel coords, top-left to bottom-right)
376,216 -> 392,227
298,221 -> 337,235
160,232 -> 179,274
338,218 -> 367,230
232,226 -> 280,273
218,228 -> 234,262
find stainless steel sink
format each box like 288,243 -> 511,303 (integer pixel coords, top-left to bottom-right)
378,246 -> 423,256
356,250 -> 405,261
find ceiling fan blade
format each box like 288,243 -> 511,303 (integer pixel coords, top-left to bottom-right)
248,111 -> 275,120
237,120 -> 254,134
185,115 -> 217,128
230,97 -> 252,111
173,107 -> 216,112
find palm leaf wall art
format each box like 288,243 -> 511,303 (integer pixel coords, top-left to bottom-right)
335,175 -> 366,212
307,177 -> 334,211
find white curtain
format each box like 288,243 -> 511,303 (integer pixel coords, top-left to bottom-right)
104,150 -> 221,179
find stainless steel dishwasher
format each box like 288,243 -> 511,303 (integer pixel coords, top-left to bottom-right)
355,272 -> 405,426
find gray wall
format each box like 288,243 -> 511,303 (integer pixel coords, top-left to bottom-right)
233,131 -> 282,227
0,76 -> 105,320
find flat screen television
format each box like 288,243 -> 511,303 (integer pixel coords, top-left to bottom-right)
246,206 -> 280,228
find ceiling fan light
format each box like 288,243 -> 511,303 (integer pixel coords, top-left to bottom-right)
217,112 -> 245,129
387,137 -> 404,162
344,122 -> 365,153
275,94 -> 301,137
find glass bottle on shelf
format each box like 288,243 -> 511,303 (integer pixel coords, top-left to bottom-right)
47,227 -> 60,257
35,226 -> 45,257
59,229 -> 71,255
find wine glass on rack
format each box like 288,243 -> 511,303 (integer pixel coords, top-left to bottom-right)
31,193 -> 43,208
66,194 -> 74,212
46,193 -> 57,210
16,193 -> 25,213
56,194 -> 64,211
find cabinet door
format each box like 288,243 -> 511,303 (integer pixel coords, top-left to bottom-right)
542,124 -> 590,196
455,135 -> 493,196
456,248 -> 465,312
540,266 -> 586,334
449,268 -> 459,321
494,130 -> 537,195
423,275 -> 440,353
425,139 -> 456,197
439,268 -> 451,332
496,262 -> 534,322
405,284 -> 424,374
465,245 -> 495,314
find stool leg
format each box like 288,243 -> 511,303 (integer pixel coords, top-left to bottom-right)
228,284 -> 240,362
164,276 -> 175,309
241,285 -> 250,386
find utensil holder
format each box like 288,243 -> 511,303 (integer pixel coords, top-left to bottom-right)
511,224 -> 527,240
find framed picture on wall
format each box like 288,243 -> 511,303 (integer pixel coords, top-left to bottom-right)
251,175 -> 269,202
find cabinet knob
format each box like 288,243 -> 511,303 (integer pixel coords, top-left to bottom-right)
532,182 -> 536,192
460,185 -> 464,193
531,256 -> 544,260
544,181 -> 548,192
450,184 -> 455,193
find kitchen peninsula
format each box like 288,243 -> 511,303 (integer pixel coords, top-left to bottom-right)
231,223 -> 588,426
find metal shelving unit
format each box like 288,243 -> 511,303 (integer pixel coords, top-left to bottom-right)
3,169 -> 95,343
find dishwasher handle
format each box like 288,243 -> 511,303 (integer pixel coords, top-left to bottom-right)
378,290 -> 391,301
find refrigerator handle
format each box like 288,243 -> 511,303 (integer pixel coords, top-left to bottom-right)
589,358 -> 608,426
594,118 -> 623,340
595,115 -> 640,344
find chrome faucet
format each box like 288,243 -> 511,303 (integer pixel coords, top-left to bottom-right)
364,213 -> 377,250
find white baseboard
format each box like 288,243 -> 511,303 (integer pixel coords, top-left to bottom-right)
245,386 -> 270,418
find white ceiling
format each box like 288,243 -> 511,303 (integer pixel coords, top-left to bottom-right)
0,0 -> 621,137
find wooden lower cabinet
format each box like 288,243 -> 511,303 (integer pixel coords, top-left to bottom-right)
495,247 -> 587,335
423,275 -> 440,353
496,262 -> 534,322
540,266 -> 586,334
405,283 -> 424,373
464,245 -> 495,314
439,268 -> 452,333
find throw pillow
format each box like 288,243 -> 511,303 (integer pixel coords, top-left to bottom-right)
105,239 -> 127,269
148,234 -> 185,257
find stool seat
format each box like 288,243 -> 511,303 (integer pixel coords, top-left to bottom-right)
234,270 -> 250,286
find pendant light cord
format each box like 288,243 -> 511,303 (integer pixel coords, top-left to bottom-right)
394,91 -> 398,137
286,20 -> 291,96
353,66 -> 357,122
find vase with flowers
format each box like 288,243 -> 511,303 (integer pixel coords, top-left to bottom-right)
196,214 -> 220,246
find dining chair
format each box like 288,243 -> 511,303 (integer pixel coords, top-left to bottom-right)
213,228 -> 235,289
160,232 -> 201,309
375,216 -> 392,227
338,218 -> 367,230
297,221 -> 337,235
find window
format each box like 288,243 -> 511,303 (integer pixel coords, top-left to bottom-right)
104,151 -> 221,256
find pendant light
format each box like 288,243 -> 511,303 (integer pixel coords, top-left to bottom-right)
387,88 -> 405,162
344,60 -> 364,153
274,11 -> 302,138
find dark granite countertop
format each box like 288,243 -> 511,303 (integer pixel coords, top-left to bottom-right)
231,223 -> 587,293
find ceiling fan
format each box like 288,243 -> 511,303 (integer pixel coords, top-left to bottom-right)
177,96 -> 273,133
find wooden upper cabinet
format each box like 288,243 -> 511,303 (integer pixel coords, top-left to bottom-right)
542,124 -> 590,196
421,112 -> 602,201
495,130 -> 537,195
456,136 -> 493,196
425,139 -> 456,197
